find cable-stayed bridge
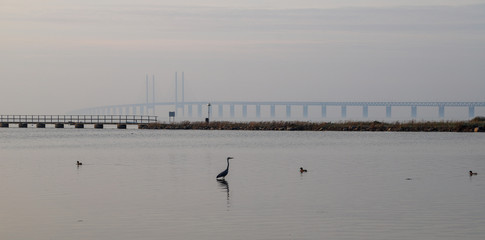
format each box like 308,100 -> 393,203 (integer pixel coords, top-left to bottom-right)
69,73 -> 485,121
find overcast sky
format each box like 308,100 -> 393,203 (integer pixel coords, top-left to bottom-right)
1,0 -> 484,115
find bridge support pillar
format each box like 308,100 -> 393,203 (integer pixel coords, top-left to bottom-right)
411,106 -> 417,118
321,105 -> 326,118
198,104 -> 203,118
36,123 -> 45,128
94,124 -> 103,129
55,123 -> 64,128
341,106 -> 347,118
132,106 -> 136,115
188,105 -> 193,117
230,105 -> 235,118
363,105 -> 368,118
469,106 -> 475,118
242,105 -> 247,118
439,106 -> 445,118
256,105 -> 261,118
386,106 -> 392,118
218,104 -> 223,118
117,124 -> 127,129
271,105 -> 276,118
1,123 -> 8,128
19,123 -> 28,128
286,105 -> 291,119
303,105 -> 308,118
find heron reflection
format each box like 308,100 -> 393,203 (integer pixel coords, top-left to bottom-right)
217,179 -> 230,204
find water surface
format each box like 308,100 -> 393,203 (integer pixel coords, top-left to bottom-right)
1,129 -> 484,240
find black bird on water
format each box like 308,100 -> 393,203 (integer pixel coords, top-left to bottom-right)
76,161 -> 83,166
300,167 -> 307,173
216,157 -> 234,180
470,170 -> 478,176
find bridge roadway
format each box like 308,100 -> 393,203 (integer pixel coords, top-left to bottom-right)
71,101 -> 485,119
0,115 -> 158,129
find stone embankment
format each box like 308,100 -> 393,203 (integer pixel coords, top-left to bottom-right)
140,117 -> 485,132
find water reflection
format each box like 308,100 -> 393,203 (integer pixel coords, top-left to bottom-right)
217,179 -> 230,207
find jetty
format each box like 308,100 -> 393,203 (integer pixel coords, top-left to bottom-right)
140,117 -> 485,132
0,115 -> 157,129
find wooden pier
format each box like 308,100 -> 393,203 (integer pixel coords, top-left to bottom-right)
0,115 -> 158,129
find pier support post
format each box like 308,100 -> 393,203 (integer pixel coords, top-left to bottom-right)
117,124 -> 127,129
75,123 -> 84,128
230,105 -> 235,118
19,123 -> 28,128
303,105 -> 308,118
386,106 -> 392,118
218,104 -> 223,118
242,105 -> 247,118
411,106 -> 417,118
286,105 -> 291,119
36,123 -> 46,128
198,104 -> 203,118
55,123 -> 64,128
1,123 -> 8,128
321,105 -> 326,118
363,105 -> 368,118
188,105 -> 193,117
469,106 -> 475,118
439,106 -> 445,118
256,105 -> 261,118
271,105 -> 276,118
341,106 -> 347,118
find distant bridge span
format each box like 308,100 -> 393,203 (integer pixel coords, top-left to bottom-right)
70,101 -> 485,120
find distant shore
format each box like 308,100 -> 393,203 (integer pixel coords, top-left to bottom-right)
140,117 -> 485,132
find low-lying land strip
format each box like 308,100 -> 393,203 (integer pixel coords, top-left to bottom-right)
141,117 -> 485,132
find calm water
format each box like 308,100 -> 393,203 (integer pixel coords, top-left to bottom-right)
1,128 -> 484,240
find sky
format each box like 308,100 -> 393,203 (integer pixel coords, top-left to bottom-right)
1,0 -> 485,116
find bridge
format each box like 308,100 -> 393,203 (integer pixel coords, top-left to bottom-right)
70,101 -> 485,120
0,115 -> 158,129
68,73 -> 485,120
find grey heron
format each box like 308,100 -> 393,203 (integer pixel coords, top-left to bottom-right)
216,157 -> 234,179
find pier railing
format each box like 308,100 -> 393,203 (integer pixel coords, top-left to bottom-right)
0,115 -> 158,124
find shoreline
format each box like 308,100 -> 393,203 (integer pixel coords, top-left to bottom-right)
140,117 -> 485,132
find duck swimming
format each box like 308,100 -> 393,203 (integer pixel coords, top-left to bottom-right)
77,161 -> 83,166
300,167 -> 307,173
469,170 -> 477,176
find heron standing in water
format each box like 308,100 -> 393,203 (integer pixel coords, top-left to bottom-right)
216,157 -> 234,180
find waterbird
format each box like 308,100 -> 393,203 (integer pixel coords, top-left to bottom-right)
216,157 -> 234,180
76,161 -> 83,166
300,167 -> 307,173
470,170 -> 477,176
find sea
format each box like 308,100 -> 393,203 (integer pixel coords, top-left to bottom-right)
1,127 -> 484,240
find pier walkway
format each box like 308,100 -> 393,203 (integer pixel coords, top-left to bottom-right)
0,115 -> 158,129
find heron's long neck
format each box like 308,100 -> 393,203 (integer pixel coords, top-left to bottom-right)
226,159 -> 230,169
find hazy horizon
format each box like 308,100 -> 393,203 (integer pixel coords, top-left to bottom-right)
1,0 -> 484,116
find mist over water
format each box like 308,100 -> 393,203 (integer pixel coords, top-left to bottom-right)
1,129 -> 484,240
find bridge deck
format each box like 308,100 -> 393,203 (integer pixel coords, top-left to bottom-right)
0,115 -> 158,124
